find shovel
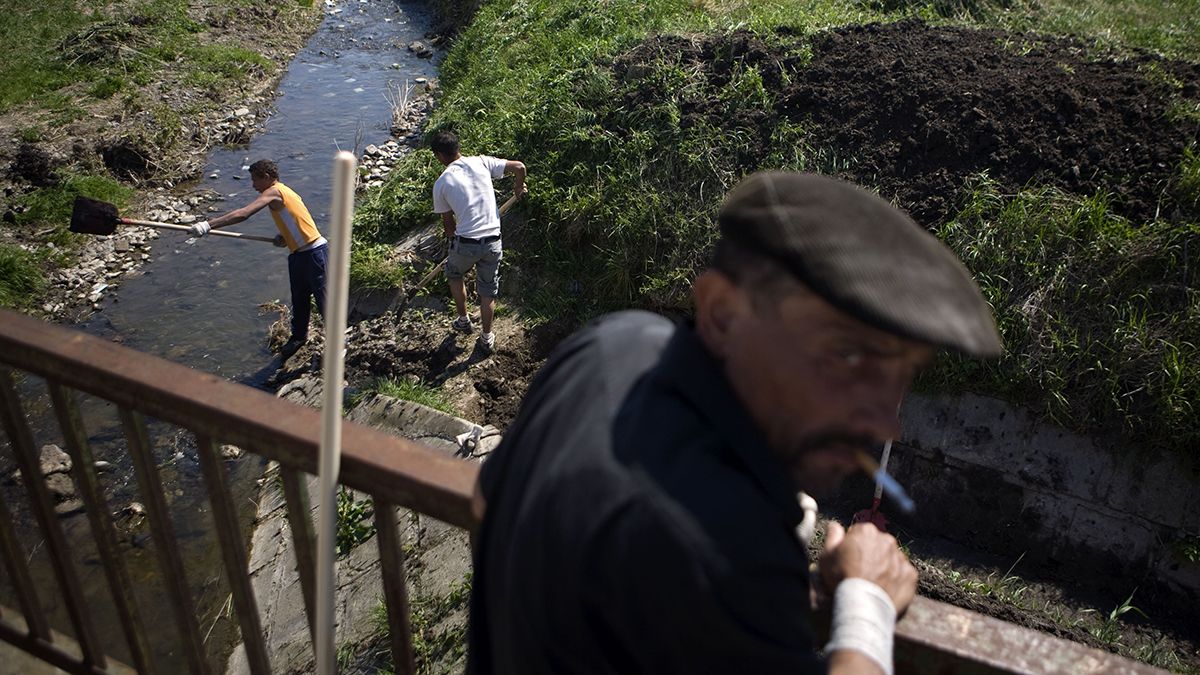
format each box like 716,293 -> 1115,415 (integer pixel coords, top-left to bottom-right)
69,195 -> 276,243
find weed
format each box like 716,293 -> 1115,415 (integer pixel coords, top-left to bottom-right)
947,553 -> 1030,606
369,377 -> 455,415
408,577 -> 473,673
926,177 -> 1200,458
336,486 -> 375,555
0,245 -> 45,310
16,126 -> 42,143
1175,534 -> 1200,563
350,241 -> 409,291
89,75 -> 124,99
1089,590 -> 1147,645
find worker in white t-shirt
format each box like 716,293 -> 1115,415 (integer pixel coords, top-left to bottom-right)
430,130 -> 526,353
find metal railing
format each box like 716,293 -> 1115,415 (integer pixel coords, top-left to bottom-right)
0,308 -> 1166,674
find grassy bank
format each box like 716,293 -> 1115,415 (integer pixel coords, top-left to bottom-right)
356,0 -> 1198,456
0,0 -> 321,312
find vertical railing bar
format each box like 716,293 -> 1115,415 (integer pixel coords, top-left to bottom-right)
118,407 -> 211,675
192,434 -> 271,675
47,383 -> 155,674
0,486 -> 50,640
279,466 -> 317,647
373,498 -> 415,675
0,367 -> 105,668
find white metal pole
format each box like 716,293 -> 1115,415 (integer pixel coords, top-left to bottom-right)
316,150 -> 357,675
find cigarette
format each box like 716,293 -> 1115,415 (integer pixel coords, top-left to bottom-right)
855,449 -> 915,514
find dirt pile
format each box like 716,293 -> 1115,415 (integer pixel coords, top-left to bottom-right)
618,19 -> 1200,226
266,306 -> 562,429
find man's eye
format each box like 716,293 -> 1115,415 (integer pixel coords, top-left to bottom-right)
840,349 -> 863,367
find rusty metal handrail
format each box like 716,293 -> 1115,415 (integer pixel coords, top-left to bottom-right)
0,308 -> 1167,674
0,309 -> 477,528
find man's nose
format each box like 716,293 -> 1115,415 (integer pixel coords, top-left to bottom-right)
854,374 -> 906,441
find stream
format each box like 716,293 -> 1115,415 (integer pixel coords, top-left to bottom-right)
1,0 -> 441,670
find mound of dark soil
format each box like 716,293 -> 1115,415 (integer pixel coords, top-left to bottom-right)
619,19 -> 1200,226
10,143 -> 58,187
99,137 -> 154,180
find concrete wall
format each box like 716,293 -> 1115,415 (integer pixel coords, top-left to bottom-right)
225,377 -> 499,674
889,392 -> 1200,604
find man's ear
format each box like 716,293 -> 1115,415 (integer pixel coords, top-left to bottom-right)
693,269 -> 746,358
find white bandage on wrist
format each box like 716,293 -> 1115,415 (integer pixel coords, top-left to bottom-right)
825,577 -> 897,675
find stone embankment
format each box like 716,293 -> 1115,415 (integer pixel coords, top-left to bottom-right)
225,376 -> 499,674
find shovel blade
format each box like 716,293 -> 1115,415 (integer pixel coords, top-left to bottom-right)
69,196 -> 119,235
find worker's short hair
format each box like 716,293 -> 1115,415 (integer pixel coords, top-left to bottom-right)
428,130 -> 460,157
249,160 -> 279,181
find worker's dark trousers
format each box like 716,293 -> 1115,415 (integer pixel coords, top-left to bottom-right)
288,243 -> 328,342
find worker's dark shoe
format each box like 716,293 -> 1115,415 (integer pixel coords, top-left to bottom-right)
280,338 -> 305,359
452,315 -> 473,333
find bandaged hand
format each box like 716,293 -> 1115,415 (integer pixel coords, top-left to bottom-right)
189,220 -> 211,237
819,521 -> 917,612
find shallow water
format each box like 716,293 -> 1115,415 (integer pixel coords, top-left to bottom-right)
1,0 -> 440,669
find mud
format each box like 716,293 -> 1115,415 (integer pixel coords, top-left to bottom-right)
617,19 -> 1200,227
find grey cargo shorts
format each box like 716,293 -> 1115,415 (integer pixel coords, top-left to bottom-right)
445,237 -> 503,298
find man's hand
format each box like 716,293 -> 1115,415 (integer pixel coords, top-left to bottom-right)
819,521 -> 917,614
273,233 -> 287,248
515,183 -> 528,200
190,220 -> 211,237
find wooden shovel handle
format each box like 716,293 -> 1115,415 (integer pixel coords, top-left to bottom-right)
408,192 -> 522,298
498,193 -> 520,217
120,218 -> 277,243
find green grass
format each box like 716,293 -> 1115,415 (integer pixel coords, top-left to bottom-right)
0,173 -> 133,310
365,576 -> 472,674
350,242 -> 410,291
0,0 -> 293,114
1179,144 -> 1200,208
924,177 -> 1199,457
0,245 -> 45,309
0,2 -> 95,111
180,44 -> 271,91
15,173 -> 134,248
983,0 -> 1200,61
336,486 -> 375,555
368,377 -> 455,415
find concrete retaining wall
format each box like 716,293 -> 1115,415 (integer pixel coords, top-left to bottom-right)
225,378 -> 499,674
889,392 -> 1200,604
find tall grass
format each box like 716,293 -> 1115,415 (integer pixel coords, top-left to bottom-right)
926,176 -> 1199,456
0,245 -> 44,309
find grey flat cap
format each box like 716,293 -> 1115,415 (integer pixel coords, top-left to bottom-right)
718,172 -> 1002,357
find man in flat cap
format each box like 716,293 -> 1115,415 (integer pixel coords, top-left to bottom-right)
467,172 -> 1001,674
